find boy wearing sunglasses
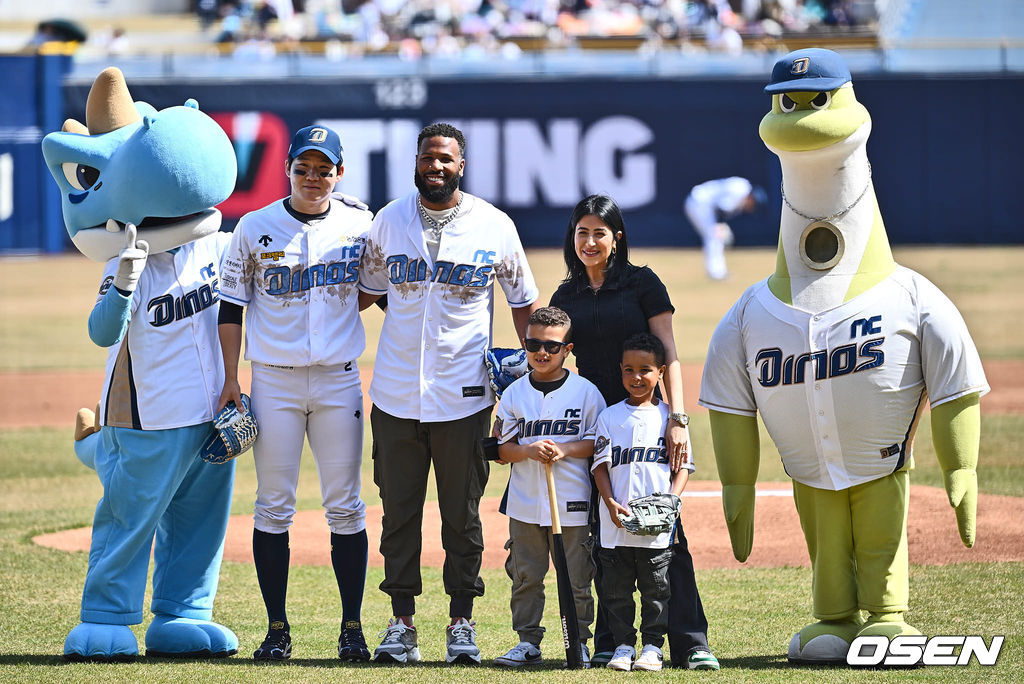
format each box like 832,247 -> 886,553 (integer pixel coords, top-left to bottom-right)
491,306 -> 606,667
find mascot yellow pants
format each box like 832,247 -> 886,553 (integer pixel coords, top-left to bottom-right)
792,470 -> 909,620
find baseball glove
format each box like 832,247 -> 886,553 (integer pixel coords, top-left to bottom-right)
618,492 -> 682,536
484,347 -> 530,398
200,394 -> 259,464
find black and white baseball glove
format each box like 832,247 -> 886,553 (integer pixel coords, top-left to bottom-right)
618,492 -> 682,536
200,394 -> 259,464
484,347 -> 530,398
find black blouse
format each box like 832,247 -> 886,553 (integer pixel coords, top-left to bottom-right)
549,263 -> 674,405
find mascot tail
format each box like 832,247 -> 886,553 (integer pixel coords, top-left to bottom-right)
74,405 -> 101,470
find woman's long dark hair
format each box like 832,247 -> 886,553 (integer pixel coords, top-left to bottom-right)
561,194 -> 631,287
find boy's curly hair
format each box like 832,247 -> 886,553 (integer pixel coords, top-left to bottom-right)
622,332 -> 665,366
527,306 -> 572,342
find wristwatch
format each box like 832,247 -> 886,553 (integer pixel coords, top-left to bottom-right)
669,412 -> 689,427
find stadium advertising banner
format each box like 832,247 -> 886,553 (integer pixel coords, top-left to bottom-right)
106,77 -> 774,248
19,70 -> 1024,252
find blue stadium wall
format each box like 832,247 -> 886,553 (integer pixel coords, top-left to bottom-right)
4,56 -> 1022,252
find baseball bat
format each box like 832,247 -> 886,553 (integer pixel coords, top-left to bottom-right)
545,462 -> 585,669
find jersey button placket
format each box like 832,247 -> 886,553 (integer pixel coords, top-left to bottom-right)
807,315 -> 831,477
816,312 -> 844,482
307,233 -> 322,364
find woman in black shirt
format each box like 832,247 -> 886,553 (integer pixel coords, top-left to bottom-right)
550,194 -> 718,669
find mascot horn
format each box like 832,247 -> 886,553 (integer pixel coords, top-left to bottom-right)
42,67 -> 240,661
698,48 -> 988,665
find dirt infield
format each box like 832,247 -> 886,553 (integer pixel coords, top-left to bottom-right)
3,359 -> 1024,430
19,360 -> 1024,569
33,481 -> 1024,569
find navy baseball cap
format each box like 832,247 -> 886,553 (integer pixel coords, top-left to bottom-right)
288,125 -> 343,165
751,185 -> 768,206
765,48 -> 851,94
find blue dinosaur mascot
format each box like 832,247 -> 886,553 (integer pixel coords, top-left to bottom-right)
698,49 -> 988,664
42,67 -> 239,661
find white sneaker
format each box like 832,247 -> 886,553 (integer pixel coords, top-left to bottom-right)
373,618 -> 420,663
445,618 -> 481,664
495,641 -> 541,667
633,644 -> 664,671
607,644 -> 636,671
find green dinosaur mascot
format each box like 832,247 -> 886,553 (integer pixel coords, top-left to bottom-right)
698,48 -> 988,664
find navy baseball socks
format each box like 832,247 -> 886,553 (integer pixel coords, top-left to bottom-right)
252,529 -> 292,660
332,530 -> 370,661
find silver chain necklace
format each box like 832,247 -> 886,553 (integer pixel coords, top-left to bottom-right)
781,163 -> 872,224
418,192 -> 464,239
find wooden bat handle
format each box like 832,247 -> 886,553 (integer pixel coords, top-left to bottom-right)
545,462 -> 562,535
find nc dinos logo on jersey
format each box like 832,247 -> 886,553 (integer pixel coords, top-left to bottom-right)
754,316 -> 886,388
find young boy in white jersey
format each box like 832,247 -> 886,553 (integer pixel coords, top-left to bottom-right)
592,332 -> 698,672
492,306 -> 606,667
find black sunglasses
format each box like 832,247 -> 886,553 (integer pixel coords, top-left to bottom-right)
524,338 -> 568,354
291,167 -> 336,178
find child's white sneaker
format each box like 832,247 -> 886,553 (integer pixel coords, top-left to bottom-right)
633,644 -> 664,671
607,644 -> 636,671
494,641 -> 541,667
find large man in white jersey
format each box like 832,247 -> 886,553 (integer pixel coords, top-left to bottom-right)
358,122 -> 540,665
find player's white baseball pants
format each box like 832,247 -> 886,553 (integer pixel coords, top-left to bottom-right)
684,196 -> 729,280
250,361 -> 366,535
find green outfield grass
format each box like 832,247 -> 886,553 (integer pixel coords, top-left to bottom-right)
0,246 -> 1021,681
0,440 -> 1021,682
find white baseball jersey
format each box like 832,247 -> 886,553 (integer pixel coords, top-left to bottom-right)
699,267 -> 989,491
359,191 -> 539,421
495,372 -> 606,527
592,400 -> 692,550
95,233 -> 229,430
219,197 -> 372,366
685,176 -> 753,230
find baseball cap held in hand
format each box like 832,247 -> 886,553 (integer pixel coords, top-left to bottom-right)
288,125 -> 343,165
765,48 -> 851,94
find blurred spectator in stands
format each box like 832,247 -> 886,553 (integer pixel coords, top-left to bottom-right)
234,28 -> 277,59
195,0 -> 875,55
255,1 -> 279,30
24,19 -> 87,54
105,27 -> 130,57
217,2 -> 245,43
197,0 -> 220,32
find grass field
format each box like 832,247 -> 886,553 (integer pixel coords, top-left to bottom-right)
0,246 -> 1021,682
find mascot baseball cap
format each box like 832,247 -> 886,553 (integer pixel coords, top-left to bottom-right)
765,48 -> 851,94
288,125 -> 343,165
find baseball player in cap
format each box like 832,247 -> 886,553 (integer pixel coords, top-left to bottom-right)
217,124 -> 376,662
358,122 -> 540,665
683,177 -> 766,280
700,48 -> 988,664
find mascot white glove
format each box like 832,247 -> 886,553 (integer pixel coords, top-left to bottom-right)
111,221 -> 149,293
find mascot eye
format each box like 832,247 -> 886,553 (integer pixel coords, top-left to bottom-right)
780,94 -> 797,113
61,162 -> 101,191
810,91 -> 832,110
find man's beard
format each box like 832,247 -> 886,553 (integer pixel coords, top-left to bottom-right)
414,169 -> 461,204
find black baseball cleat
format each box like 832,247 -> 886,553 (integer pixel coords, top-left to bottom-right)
338,620 -> 371,662
253,624 -> 292,661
